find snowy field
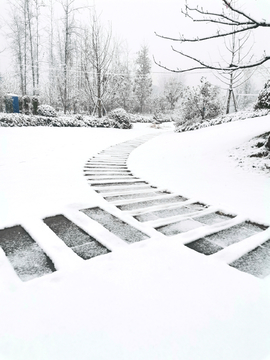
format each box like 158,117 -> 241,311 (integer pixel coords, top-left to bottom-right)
0,119 -> 270,360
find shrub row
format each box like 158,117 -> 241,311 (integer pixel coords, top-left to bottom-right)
130,114 -> 153,123
0,113 -> 132,129
175,109 -> 270,133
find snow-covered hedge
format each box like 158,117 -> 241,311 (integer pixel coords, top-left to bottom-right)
152,112 -> 173,124
107,108 -> 132,129
129,113 -> 172,123
175,109 -> 270,133
37,104 -> 57,117
130,114 -> 152,123
0,113 -> 131,129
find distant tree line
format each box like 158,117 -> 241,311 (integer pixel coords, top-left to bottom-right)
0,0 -> 156,116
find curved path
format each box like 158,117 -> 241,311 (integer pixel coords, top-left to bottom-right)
83,134 -> 270,279
0,133 -> 270,282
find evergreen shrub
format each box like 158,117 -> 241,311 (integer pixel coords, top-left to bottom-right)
107,108 -> 132,129
37,104 -> 57,117
254,79 -> 270,110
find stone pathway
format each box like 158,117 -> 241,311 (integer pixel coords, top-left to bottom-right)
1,133 -> 270,282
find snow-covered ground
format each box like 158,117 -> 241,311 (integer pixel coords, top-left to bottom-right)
0,119 -> 270,360
129,116 -> 270,225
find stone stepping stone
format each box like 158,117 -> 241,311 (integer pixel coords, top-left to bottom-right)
105,191 -> 170,202
135,203 -> 207,222
43,215 -> 109,259
229,239 -> 270,278
0,225 -> 56,281
118,195 -> 188,211
185,238 -> 224,256
156,218 -> 204,236
81,207 -> 148,243
202,222 -> 266,248
184,222 -> 267,256
95,184 -> 157,194
84,169 -> 132,174
86,164 -> 128,168
87,176 -> 137,181
88,161 -> 127,165
92,181 -> 148,187
86,167 -> 128,171
194,211 -> 235,225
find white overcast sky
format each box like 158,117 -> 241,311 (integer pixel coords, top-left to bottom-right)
94,0 -> 270,86
0,0 -> 269,87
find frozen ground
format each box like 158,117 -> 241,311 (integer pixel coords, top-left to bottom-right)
0,119 -> 270,360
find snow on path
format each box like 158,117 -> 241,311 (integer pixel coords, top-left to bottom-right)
128,116 -> 270,225
0,126 -> 158,228
0,122 -> 270,360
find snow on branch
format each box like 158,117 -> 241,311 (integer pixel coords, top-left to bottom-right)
154,0 -> 270,73
153,49 -> 270,74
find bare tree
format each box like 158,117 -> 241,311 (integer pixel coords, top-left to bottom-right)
81,11 -> 116,117
8,7 -> 26,95
154,0 -> 270,73
164,77 -> 184,110
7,0 -> 29,95
58,0 -> 77,113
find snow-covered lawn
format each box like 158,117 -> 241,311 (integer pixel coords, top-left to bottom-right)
0,120 -> 270,360
129,116 -> 270,225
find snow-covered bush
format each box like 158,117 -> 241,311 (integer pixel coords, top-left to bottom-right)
254,80 -> 270,110
22,95 -> 31,115
32,96 -> 39,115
107,108 -> 132,129
37,104 -> 57,117
130,114 -> 152,123
153,112 -> 172,124
179,77 -> 224,125
0,112 -> 132,129
175,109 -> 270,133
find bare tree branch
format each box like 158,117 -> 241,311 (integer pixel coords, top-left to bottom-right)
155,0 -> 270,73
153,49 -> 270,73
155,24 -> 259,43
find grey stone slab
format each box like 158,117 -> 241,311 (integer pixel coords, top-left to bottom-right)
84,170 -> 132,174
0,225 -> 55,281
118,196 -> 188,211
71,241 -> 109,260
44,215 -> 97,247
81,207 -> 148,243
204,222 -> 265,247
195,212 -> 235,225
135,203 -> 207,222
105,191 -> 170,202
156,218 -> 204,236
92,181 -> 148,187
230,244 -> 270,278
185,238 -> 223,255
86,164 -> 128,167
95,184 -> 156,194
87,176 -> 136,181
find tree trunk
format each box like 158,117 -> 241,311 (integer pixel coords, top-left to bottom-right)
226,89 -> 232,114
266,135 -> 270,150
97,71 -> 102,118
26,0 -> 36,95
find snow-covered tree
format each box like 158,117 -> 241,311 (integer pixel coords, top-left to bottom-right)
181,77 -> 223,122
134,45 -> 152,113
254,80 -> 270,110
164,77 -> 184,110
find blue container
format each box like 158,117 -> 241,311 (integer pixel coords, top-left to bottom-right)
5,94 -> 20,113
12,96 -> 19,113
